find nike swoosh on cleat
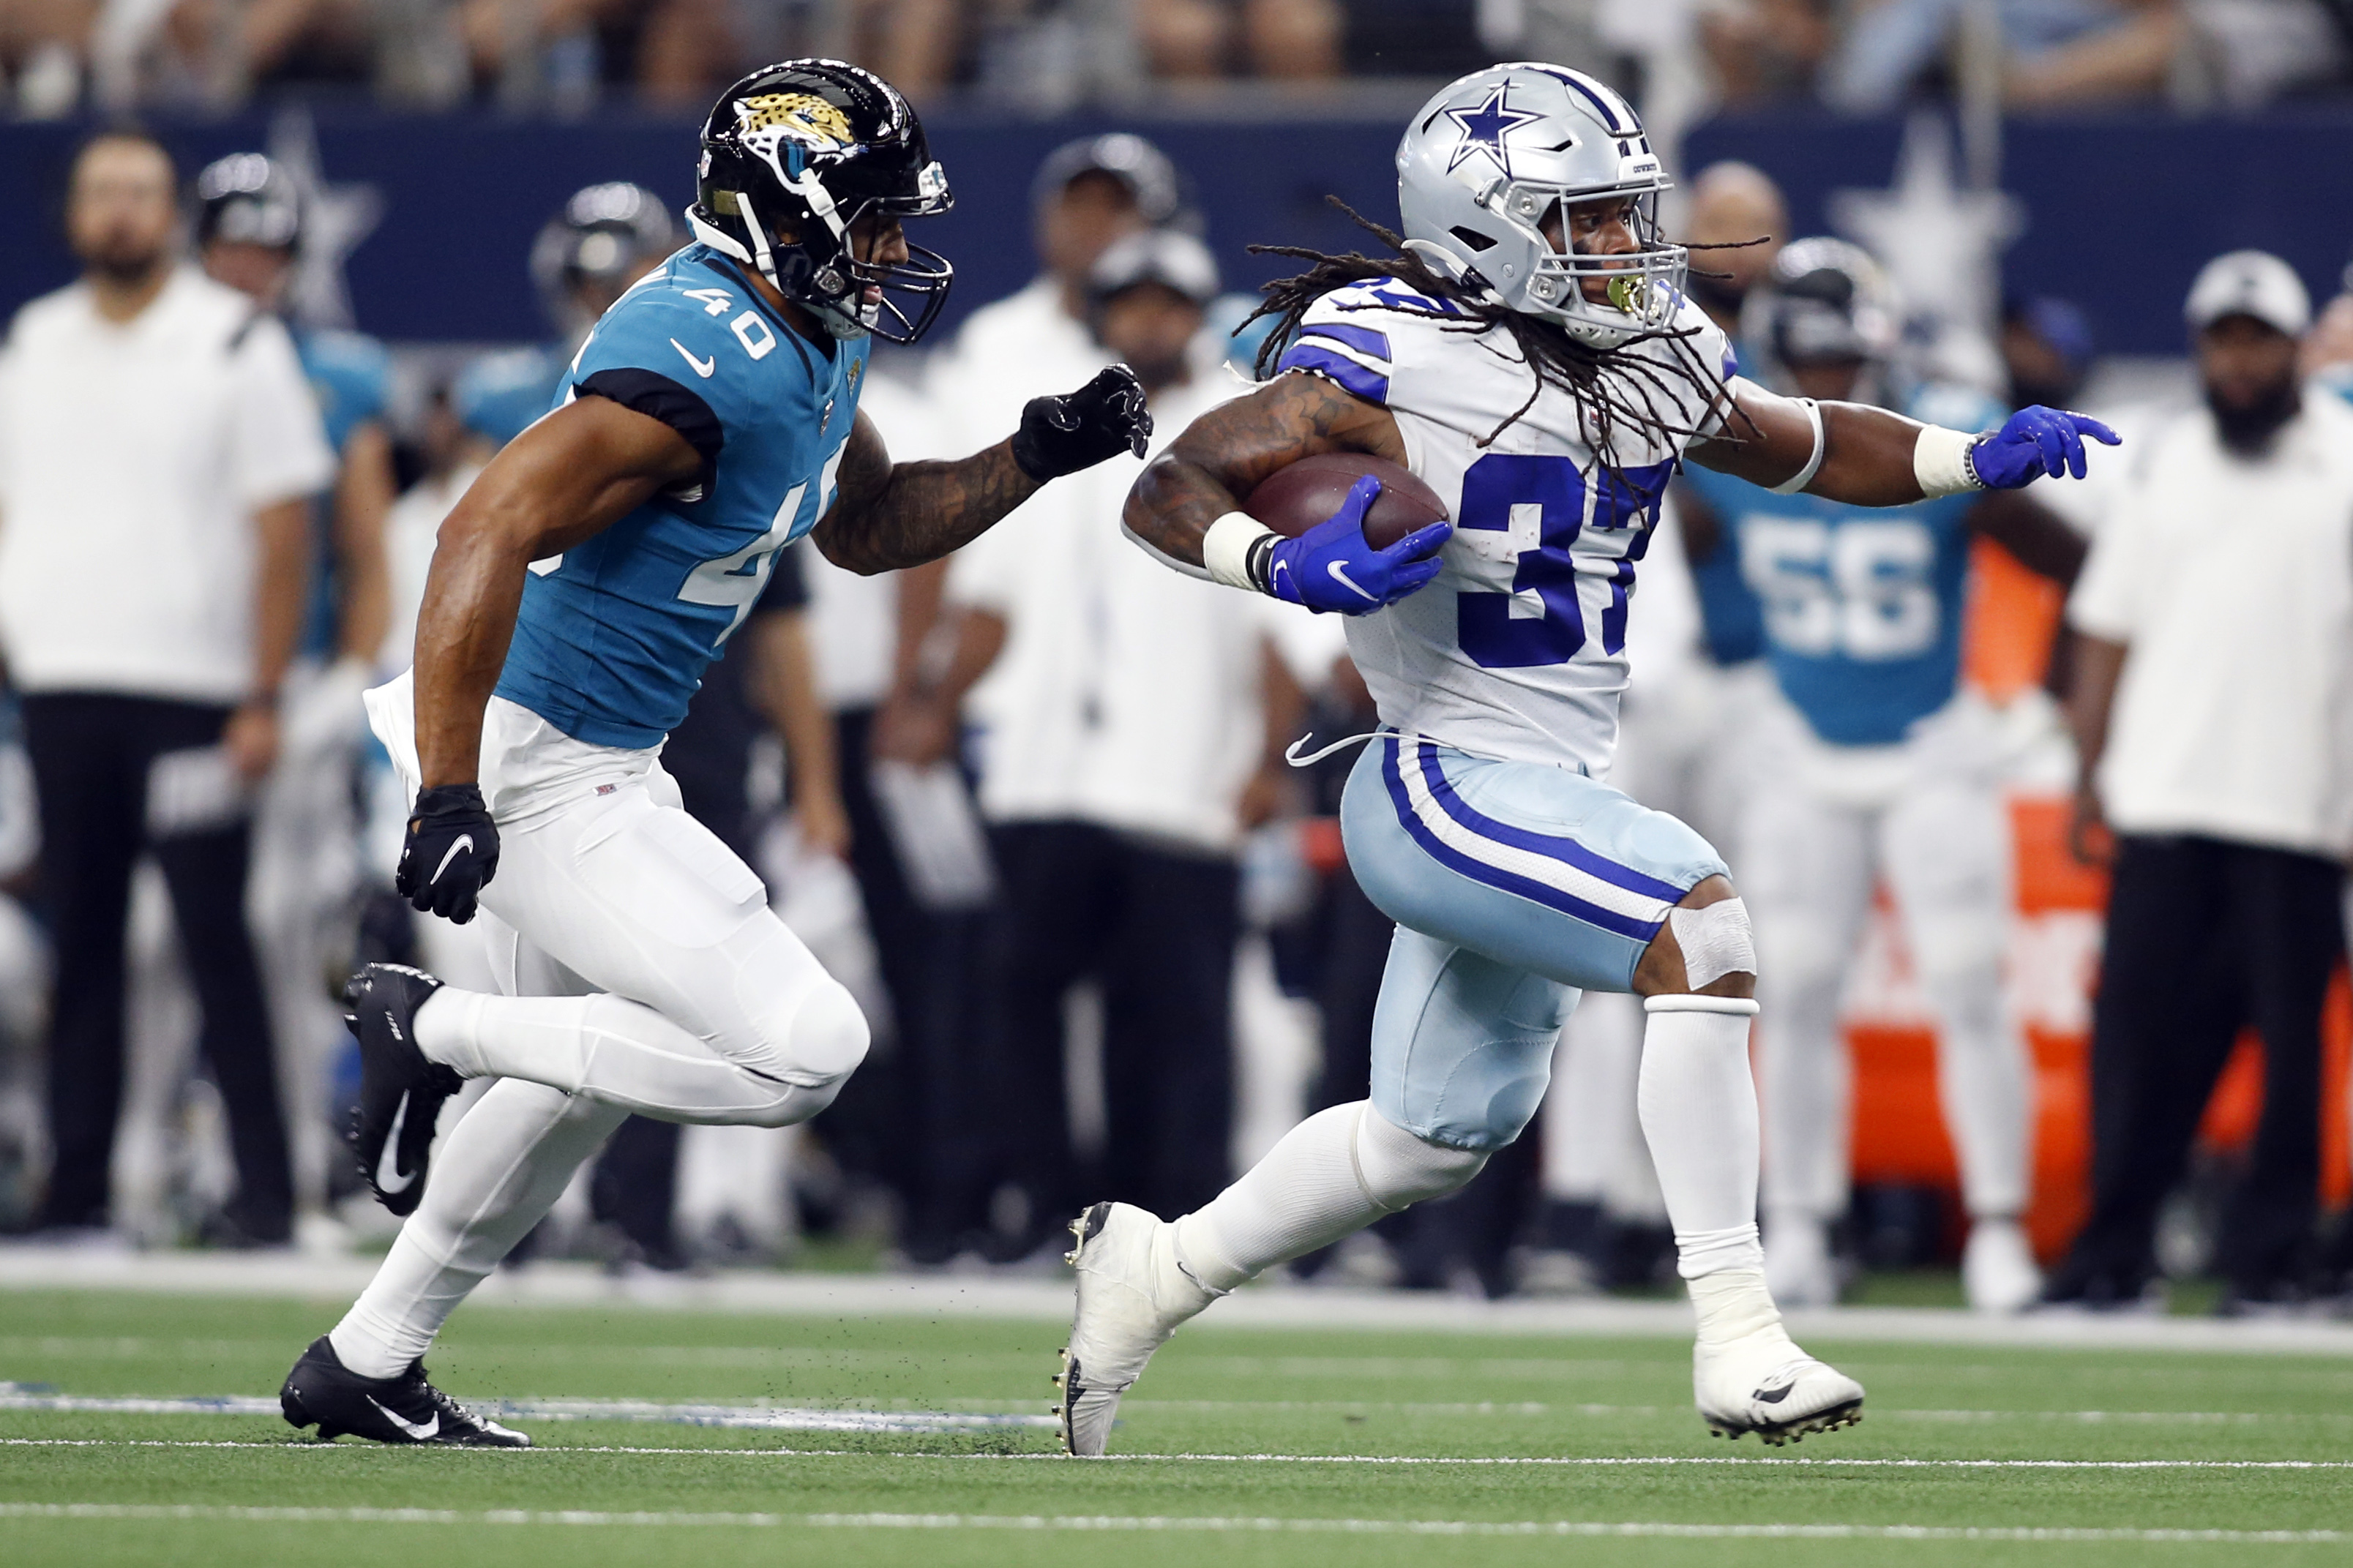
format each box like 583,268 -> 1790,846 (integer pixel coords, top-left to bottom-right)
670,339 -> 716,378
367,1398 -> 438,1441
375,1095 -> 415,1194
431,836 -> 474,885
1326,561 -> 1378,601
1754,1381 -> 1796,1404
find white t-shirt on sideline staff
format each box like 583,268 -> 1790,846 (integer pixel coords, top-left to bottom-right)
948,373 -> 1347,855
2066,390 -> 2353,858
0,267 -> 335,705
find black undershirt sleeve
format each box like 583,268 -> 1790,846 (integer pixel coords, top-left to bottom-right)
575,367 -> 725,492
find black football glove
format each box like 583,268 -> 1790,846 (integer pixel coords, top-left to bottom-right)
1009,364 -> 1153,481
396,784 -> 500,925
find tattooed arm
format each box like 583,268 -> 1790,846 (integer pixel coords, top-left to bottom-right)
810,412 -> 1043,577
1125,370 -> 1406,569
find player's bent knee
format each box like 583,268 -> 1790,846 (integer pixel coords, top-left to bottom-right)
1641,893 -> 1757,997
785,978 -> 869,1085
1357,1105 -> 1490,1209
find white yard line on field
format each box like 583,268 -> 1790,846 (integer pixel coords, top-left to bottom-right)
0,1389 -> 1052,1432
0,1502 -> 2343,1543
4,1437 -> 2349,1470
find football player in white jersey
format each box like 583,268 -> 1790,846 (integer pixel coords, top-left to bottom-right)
1060,62 -> 2117,1455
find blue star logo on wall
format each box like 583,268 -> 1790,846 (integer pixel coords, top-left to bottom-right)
1445,85 -> 1539,179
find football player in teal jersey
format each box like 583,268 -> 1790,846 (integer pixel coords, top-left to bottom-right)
280,60 -> 1150,1447
1675,240 -> 2087,1314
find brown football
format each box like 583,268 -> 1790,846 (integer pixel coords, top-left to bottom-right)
1241,453 -> 1449,550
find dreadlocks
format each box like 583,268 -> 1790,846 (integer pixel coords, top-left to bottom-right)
1242,201 -> 1758,492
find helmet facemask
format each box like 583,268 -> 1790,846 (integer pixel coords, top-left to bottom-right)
1517,187 -> 1684,340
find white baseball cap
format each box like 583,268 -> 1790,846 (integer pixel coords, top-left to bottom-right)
2185,250 -> 2311,337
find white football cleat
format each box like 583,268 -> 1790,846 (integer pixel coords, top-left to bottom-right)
1054,1201 -> 1219,1457
1763,1212 -> 1839,1309
1694,1321 -> 1866,1446
1963,1217 -> 2042,1314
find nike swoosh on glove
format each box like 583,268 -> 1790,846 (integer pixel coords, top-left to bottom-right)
1009,364 -> 1154,481
1267,475 -> 1453,615
1970,406 -> 2121,488
396,784 -> 500,925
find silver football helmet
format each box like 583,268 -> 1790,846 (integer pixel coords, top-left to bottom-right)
1396,63 -> 1683,348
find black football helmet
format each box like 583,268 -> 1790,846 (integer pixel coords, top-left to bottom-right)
194,152 -> 303,252
688,59 -> 954,344
531,181 -> 680,327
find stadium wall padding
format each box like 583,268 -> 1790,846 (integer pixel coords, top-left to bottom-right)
0,108 -> 2345,356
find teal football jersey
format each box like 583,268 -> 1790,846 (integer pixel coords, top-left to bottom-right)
494,244 -> 869,749
1678,383 -> 2004,746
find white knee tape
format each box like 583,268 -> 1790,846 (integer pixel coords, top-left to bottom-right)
1668,898 -> 1756,992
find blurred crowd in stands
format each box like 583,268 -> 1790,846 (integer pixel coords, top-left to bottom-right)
0,0 -> 2347,118
5,57 -> 2353,1319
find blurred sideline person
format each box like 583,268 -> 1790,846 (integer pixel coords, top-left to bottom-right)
196,151 -> 397,1225
279,61 -> 1153,1448
878,134 -> 1184,754
1531,161 -> 1789,1287
0,130 -> 334,1243
1676,241 -> 2087,1313
2050,252 -> 2353,1313
790,376 -> 1001,1261
917,230 -> 1341,1250
1066,64 -> 2117,1458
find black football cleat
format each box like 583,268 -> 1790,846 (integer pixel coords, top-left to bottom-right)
280,1335 -> 529,1447
345,962 -> 462,1217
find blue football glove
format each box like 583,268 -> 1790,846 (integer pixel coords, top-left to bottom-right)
1971,406 -> 2122,488
1265,475 -> 1453,615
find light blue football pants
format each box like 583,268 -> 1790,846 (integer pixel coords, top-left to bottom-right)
1339,735 -> 1729,1153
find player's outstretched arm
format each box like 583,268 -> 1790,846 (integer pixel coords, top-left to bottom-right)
1688,381 -> 2119,506
813,366 -> 1153,576
412,395 -> 703,789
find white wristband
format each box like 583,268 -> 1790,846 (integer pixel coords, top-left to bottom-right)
1202,511 -> 1277,592
1913,424 -> 1986,498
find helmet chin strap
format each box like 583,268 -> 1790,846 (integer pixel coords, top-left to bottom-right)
738,188 -> 781,289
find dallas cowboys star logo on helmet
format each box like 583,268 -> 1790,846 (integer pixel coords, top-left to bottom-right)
1444,84 -> 1540,179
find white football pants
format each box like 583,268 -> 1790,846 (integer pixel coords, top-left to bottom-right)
1741,691 -> 2030,1223
329,676 -> 866,1376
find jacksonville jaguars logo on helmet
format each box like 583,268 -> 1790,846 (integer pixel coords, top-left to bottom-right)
735,91 -> 855,148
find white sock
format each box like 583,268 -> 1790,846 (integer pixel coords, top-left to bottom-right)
329,1080 -> 626,1378
1173,1102 -> 1486,1291
411,986 -> 848,1128
1639,995 -> 1766,1281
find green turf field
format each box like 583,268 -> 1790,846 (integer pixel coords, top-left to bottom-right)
4,1286 -> 2351,1566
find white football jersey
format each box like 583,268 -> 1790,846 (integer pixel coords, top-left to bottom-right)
1277,277 -> 1734,776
